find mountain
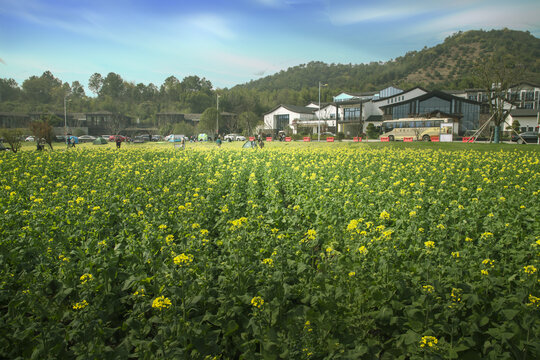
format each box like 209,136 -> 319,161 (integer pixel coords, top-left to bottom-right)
236,29 -> 540,94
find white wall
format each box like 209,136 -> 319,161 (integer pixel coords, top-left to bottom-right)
263,106 -> 316,131
315,104 -> 341,120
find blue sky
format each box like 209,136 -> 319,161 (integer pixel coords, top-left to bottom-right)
1,0 -> 539,90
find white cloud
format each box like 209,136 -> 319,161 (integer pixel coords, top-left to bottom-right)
326,0 -> 490,26
186,14 -> 237,40
405,5 -> 540,39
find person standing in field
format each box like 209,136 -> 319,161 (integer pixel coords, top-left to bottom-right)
181,136 -> 186,150
216,135 -> 222,148
116,137 -> 122,149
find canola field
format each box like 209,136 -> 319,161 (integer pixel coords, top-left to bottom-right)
1,143 -> 539,359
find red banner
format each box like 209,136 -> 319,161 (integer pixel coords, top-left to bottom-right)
404,137 -> 414,142
431,136 -> 440,142
285,137 -> 292,142
462,137 -> 474,143
380,136 -> 389,142
326,137 -> 335,142
266,137 -> 273,142
353,137 -> 362,142
303,137 -> 311,142
249,137 -> 255,141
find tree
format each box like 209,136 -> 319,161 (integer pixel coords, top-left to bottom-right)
173,122 -> 195,137
199,107 -> 218,135
29,117 -> 55,150
366,123 -> 379,139
507,119 -> 521,133
88,73 -> 103,96
100,72 -> 126,100
0,129 -> 23,153
0,78 -> 21,102
238,111 -> 260,136
22,71 -> 62,104
472,55 -> 524,143
71,81 -> 86,98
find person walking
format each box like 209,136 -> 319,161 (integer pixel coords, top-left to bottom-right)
181,136 -> 186,150
116,137 -> 122,149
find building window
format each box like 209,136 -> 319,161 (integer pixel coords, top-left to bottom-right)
275,114 -> 289,130
344,107 -> 361,121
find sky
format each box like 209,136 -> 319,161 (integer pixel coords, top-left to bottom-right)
1,0 -> 539,90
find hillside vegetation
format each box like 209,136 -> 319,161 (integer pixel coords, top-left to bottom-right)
238,29 -> 540,94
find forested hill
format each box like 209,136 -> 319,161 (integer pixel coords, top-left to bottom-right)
236,29 -> 540,93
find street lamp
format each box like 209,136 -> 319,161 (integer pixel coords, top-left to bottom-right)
64,95 -> 71,136
318,82 -> 328,141
216,94 -> 220,138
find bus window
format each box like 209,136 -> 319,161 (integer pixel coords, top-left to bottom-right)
396,122 -> 402,128
415,121 -> 424,128
425,120 -> 433,127
435,120 -> 442,126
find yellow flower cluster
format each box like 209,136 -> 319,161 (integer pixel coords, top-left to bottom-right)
523,265 -> 537,275
80,273 -> 93,284
152,296 -> 171,310
423,285 -> 434,293
173,253 -> 194,266
379,210 -> 390,220
251,296 -> 264,309
73,300 -> 89,310
262,258 -> 274,267
424,241 -> 435,249
419,336 -> 438,348
229,217 -> 248,230
133,289 -> 145,297
527,294 -> 540,308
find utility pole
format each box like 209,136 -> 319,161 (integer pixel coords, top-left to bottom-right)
318,82 -> 327,141
216,94 -> 220,138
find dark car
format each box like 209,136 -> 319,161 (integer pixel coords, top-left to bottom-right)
511,131 -> 538,144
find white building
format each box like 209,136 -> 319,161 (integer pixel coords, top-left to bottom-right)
263,104 -> 317,135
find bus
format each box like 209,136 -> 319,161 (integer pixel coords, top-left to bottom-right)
380,117 -> 454,141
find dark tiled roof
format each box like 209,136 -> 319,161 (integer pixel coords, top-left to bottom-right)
379,90 -> 480,108
510,109 -> 540,117
373,86 -> 428,103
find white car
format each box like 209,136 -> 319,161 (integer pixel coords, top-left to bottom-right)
224,134 -> 246,141
165,134 -> 185,142
25,136 -> 35,142
78,135 -> 97,143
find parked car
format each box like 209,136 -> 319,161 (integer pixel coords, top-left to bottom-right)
109,135 -> 127,142
25,136 -> 35,142
151,135 -> 163,142
133,135 -> 146,143
511,131 -> 538,144
165,134 -> 185,142
224,134 -> 246,141
78,135 -> 97,143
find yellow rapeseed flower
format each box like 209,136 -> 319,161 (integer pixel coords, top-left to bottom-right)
73,300 -> 89,310
80,273 -> 93,284
424,241 -> 435,249
419,336 -> 438,348
524,265 -> 537,275
174,253 -> 194,266
152,296 -> 171,310
251,296 -> 264,308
